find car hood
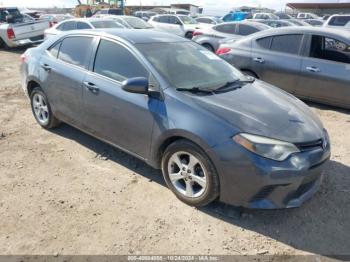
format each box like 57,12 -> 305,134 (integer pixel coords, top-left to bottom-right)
189,80 -> 324,143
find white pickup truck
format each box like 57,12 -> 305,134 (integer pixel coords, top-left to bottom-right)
0,7 -> 51,48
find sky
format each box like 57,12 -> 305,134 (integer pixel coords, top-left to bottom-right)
0,0 -> 349,11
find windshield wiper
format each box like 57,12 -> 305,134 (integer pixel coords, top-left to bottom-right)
214,78 -> 255,92
176,87 -> 214,94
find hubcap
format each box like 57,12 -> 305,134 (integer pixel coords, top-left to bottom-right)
32,93 -> 49,125
167,151 -> 207,198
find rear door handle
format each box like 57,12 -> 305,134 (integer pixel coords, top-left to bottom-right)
253,57 -> 265,64
41,63 -> 51,72
83,81 -> 99,93
306,66 -> 320,73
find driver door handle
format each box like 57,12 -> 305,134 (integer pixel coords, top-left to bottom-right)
253,57 -> 265,64
83,81 -> 99,93
306,66 -> 320,73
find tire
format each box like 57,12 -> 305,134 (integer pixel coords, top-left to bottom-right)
202,43 -> 214,53
30,87 -> 61,129
0,38 -> 8,49
185,32 -> 193,39
162,139 -> 220,207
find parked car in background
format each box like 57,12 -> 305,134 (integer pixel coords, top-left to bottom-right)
195,16 -> 223,27
303,19 -> 324,27
252,13 -> 279,20
18,7 -> 43,20
217,27 -> 350,109
21,29 -> 330,209
297,12 -> 319,19
252,19 -> 294,28
148,14 -> 202,38
93,15 -> 153,29
323,15 -> 350,30
222,11 -> 252,22
0,7 -> 51,48
192,21 -> 270,52
44,18 -> 125,39
288,19 -> 310,26
275,12 -> 293,19
134,11 -> 156,21
93,8 -> 124,16
164,8 -> 190,15
39,13 -> 74,24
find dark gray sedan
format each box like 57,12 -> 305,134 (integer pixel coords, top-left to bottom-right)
21,29 -> 330,209
217,27 -> 350,109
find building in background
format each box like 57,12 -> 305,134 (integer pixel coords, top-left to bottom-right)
287,2 -> 350,16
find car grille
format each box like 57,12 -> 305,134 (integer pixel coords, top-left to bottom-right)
251,184 -> 285,202
284,179 -> 317,204
295,139 -> 324,151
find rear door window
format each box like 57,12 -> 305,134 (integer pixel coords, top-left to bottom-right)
238,24 -> 259,36
328,16 -> 350,26
256,36 -> 272,49
215,24 -> 236,34
270,34 -> 303,55
93,39 -> 148,82
58,36 -> 93,68
309,35 -> 350,63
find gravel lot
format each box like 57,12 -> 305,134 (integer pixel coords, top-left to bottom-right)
0,47 -> 349,258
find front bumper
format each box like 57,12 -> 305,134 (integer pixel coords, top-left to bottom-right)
208,138 -> 331,209
6,35 -> 44,48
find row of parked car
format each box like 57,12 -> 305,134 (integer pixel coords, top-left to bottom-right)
1,6 -> 349,109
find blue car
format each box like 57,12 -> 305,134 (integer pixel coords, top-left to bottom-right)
21,29 -> 330,209
222,11 -> 251,22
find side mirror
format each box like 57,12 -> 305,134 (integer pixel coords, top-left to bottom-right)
122,77 -> 149,94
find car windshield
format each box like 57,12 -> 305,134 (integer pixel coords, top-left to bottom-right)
91,20 -> 124,28
136,42 -> 243,90
178,16 -> 198,24
124,17 -> 153,28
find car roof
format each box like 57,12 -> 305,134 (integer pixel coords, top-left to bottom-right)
220,21 -> 271,29
63,29 -> 189,44
250,26 -> 350,40
63,18 -> 117,23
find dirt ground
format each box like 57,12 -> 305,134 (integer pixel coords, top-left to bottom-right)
0,47 -> 349,258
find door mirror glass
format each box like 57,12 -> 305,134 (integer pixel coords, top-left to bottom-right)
122,77 -> 149,94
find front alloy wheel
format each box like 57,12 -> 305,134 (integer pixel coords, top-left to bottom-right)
162,140 -> 220,206
168,151 -> 207,198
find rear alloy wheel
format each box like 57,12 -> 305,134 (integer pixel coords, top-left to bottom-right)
30,87 -> 60,129
162,140 -> 220,206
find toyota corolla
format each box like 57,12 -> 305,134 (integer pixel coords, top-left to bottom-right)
21,29 -> 331,209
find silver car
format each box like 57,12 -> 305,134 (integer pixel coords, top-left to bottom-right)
217,27 -> 350,109
192,21 -> 270,52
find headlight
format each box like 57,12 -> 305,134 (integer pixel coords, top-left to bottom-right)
233,133 -> 300,161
